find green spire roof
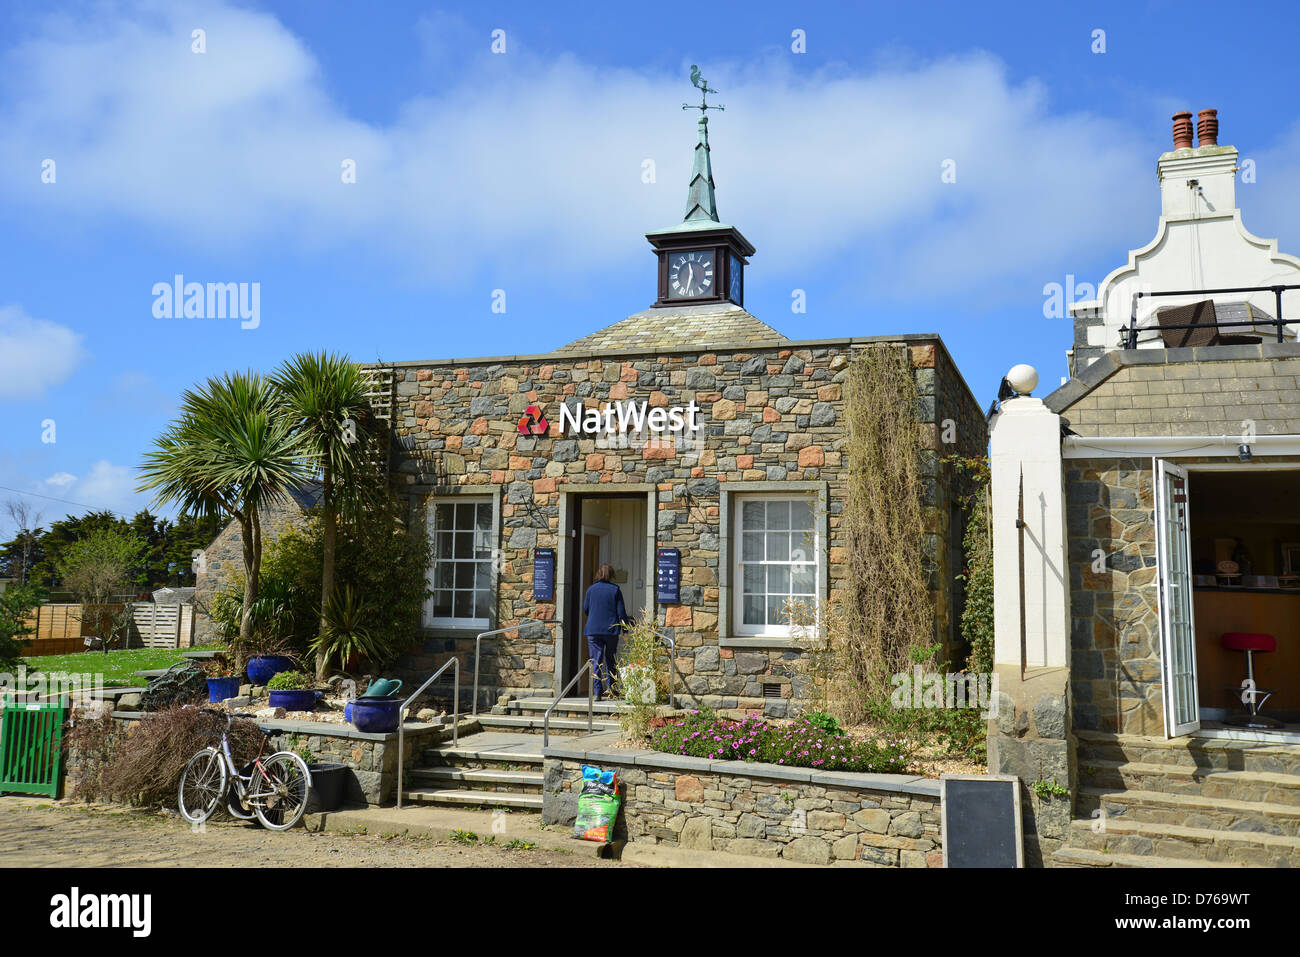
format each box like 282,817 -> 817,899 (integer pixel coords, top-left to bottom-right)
683,115 -> 719,224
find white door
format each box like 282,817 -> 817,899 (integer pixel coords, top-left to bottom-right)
1154,459 -> 1200,737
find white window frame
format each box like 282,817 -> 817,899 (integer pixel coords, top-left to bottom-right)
425,495 -> 494,629
732,492 -> 820,639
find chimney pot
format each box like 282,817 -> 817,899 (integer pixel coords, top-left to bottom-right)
1172,111 -> 1194,150
1197,108 -> 1219,147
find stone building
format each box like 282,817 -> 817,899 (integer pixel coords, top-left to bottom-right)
367,106 -> 986,716
192,482 -> 322,644
989,110 -> 1300,866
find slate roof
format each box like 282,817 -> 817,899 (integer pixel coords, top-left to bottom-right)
554,303 -> 790,355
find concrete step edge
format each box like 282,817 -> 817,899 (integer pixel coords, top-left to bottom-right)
1069,817 -> 1300,849
1077,786 -> 1300,819
401,788 -> 542,809
1052,846 -> 1243,868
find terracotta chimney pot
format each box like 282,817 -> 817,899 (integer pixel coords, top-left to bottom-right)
1172,111 -> 1194,150
1197,109 -> 1219,147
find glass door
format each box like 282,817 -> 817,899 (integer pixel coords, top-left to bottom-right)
1155,459 -> 1200,737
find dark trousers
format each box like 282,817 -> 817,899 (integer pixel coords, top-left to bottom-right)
587,633 -> 619,696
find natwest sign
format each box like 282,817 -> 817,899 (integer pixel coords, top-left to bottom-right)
558,398 -> 702,437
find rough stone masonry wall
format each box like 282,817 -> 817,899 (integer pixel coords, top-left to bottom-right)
1066,457 -> 1163,736
382,337 -> 985,712
544,756 -> 941,866
192,498 -> 309,645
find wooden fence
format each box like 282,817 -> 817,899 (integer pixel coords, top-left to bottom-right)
18,602 -> 194,655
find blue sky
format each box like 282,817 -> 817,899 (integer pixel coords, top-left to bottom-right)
3,0 -> 1300,533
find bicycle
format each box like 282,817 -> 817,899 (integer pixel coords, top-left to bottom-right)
178,708 -> 312,831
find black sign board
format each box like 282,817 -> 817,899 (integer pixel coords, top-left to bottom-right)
941,775 -> 1023,868
656,547 -> 680,604
533,547 -> 555,602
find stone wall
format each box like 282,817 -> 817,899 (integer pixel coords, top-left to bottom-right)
541,740 -> 942,866
379,334 -> 985,712
1066,457 -> 1162,736
192,497 -> 312,644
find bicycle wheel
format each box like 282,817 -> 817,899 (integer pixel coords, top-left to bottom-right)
178,748 -> 228,825
250,752 -> 312,831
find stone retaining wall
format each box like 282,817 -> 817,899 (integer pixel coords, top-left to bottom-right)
541,737 -> 942,866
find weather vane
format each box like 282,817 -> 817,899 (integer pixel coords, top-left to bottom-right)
683,65 -> 724,114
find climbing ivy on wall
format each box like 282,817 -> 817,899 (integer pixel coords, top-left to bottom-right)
833,345 -> 936,716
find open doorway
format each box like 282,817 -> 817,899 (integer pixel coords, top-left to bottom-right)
563,493 -> 649,692
1158,463 -> 1300,738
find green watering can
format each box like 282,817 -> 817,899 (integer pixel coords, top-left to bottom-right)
362,678 -> 403,698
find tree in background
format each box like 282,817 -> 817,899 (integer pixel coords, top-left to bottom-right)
139,372 -> 313,645
3,499 -> 45,585
58,526 -> 148,650
0,582 -> 45,670
272,352 -> 378,681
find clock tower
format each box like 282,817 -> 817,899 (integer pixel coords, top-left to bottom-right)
647,67 -> 755,309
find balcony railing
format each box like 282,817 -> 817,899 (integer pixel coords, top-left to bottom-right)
1121,284 -> 1300,349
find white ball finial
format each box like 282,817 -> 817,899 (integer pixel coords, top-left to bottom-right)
1006,364 -> 1038,396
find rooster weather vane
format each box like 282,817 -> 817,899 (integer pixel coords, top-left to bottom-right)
683,65 -> 724,115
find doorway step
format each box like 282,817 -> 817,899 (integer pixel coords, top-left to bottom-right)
1052,730 -> 1300,867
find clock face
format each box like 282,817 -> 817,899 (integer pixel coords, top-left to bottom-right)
669,250 -> 715,298
729,253 -> 743,304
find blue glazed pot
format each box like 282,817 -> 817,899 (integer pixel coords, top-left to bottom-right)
350,696 -> 401,734
247,655 -> 296,686
268,689 -> 317,711
207,676 -> 241,703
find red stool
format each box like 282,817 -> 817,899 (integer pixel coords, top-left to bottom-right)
1220,632 -> 1281,729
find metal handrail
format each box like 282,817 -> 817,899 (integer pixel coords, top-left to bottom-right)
655,631 -> 677,708
542,659 -> 595,748
395,656 -> 459,811
1123,283 -> 1300,349
472,620 -> 542,716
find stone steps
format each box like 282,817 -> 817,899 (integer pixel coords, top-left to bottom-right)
1081,759 -> 1300,807
476,713 -> 621,735
408,766 -> 544,793
1075,730 -> 1300,775
1064,817 -> 1300,867
1076,786 -> 1300,837
1052,846 -> 1243,868
401,788 -> 543,810
401,731 -> 555,812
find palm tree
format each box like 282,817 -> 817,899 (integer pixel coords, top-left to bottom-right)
272,352 -> 376,681
138,372 -> 313,645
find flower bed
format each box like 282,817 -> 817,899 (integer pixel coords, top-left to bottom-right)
649,711 -> 911,774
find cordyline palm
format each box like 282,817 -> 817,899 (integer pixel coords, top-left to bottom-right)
272,352 -> 375,681
137,372 -> 313,645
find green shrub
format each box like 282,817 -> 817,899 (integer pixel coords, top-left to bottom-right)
267,670 -> 314,691
803,711 -> 843,737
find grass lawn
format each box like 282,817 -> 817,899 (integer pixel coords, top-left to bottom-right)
21,645 -> 226,687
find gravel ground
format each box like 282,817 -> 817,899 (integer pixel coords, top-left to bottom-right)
0,799 -> 620,868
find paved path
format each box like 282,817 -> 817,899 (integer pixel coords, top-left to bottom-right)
0,797 -> 619,868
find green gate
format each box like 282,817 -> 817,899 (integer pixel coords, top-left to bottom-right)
0,695 -> 69,798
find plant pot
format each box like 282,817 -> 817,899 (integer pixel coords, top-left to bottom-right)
247,655 -> 296,686
207,676 -> 242,703
306,762 -> 349,813
268,689 -> 317,712
350,696 -> 401,734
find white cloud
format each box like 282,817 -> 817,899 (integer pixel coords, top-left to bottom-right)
0,305 -> 87,399
37,460 -> 140,515
0,4 -> 1203,304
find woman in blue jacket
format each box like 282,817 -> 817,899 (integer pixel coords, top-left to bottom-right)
583,563 -> 627,698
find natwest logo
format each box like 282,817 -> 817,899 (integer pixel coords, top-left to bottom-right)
559,399 -> 702,436
518,404 -> 548,436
